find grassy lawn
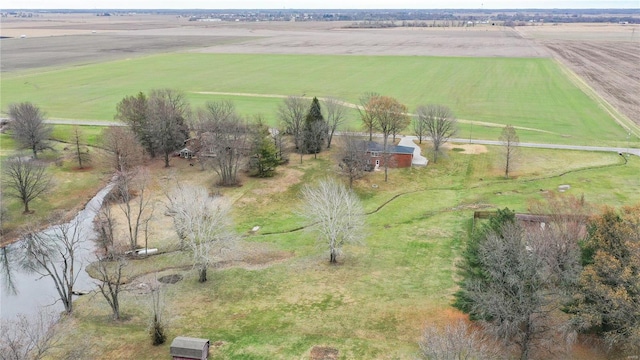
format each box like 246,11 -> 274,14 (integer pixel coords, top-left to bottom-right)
0,139 -> 111,244
2,53 -> 635,147
50,124 -> 106,147
53,143 -> 640,360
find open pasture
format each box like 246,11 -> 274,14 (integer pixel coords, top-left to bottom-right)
1,53 -> 631,146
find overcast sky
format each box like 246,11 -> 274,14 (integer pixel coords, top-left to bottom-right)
2,0 -> 638,9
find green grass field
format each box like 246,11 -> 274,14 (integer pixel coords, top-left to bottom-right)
2,53 -> 635,146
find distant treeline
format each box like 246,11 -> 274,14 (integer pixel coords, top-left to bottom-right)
2,8 -> 639,24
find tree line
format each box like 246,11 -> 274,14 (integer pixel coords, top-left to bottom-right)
435,197 -> 640,359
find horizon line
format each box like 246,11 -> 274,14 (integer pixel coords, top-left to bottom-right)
3,7 -> 639,10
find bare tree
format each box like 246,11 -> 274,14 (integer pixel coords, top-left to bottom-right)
100,126 -> 145,172
300,178 -> 365,263
418,320 -> 504,360
7,102 -> 52,159
167,185 -> 236,282
94,201 -> 117,259
323,97 -> 347,149
271,127 -> 288,163
93,252 -> 128,321
278,96 -> 309,152
499,125 -> 519,179
195,101 -> 248,186
417,104 -> 457,163
527,193 -> 590,288
92,205 -> 128,320
337,132 -> 369,188
412,114 -> 427,144
71,126 -> 90,169
21,217 -> 85,314
2,157 -> 51,214
366,96 -> 409,182
113,168 -> 154,251
467,222 -> 578,360
0,309 -> 60,360
357,92 -> 379,141
147,89 -> 191,168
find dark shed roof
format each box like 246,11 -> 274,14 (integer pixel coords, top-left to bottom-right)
364,141 -> 414,155
170,337 -> 209,359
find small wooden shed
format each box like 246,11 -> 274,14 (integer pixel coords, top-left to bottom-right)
170,337 -> 210,360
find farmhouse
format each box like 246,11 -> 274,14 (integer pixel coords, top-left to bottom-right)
178,147 -> 194,159
364,141 -> 414,169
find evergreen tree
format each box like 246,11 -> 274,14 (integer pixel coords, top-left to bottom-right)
303,97 -> 326,155
453,208 -> 516,316
250,121 -> 279,177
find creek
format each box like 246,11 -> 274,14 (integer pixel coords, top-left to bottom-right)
0,181 -> 114,320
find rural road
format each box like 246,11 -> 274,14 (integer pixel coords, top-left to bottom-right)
39,118 -> 640,158
448,137 -> 640,158
44,118 -> 125,126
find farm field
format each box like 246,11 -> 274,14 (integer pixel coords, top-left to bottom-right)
1,53 -> 633,146
517,23 -> 640,130
2,14 -> 640,360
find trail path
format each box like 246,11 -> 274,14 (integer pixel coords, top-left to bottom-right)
192,91 -> 560,135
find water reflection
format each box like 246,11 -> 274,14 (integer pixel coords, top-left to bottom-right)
0,182 -> 114,320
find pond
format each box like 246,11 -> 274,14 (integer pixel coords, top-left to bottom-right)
0,181 -> 114,321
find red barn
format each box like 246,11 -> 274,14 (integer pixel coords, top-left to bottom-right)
364,141 -> 414,170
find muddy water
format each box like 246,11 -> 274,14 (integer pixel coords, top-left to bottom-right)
0,181 -> 114,320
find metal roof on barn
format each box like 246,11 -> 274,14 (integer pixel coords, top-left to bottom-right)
364,141 -> 414,155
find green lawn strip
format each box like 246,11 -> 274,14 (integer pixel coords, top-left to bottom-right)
1,53 -> 631,145
0,134 -> 17,159
50,124 -> 106,147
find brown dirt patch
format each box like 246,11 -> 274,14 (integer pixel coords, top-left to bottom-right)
215,245 -> 294,271
444,143 -> 488,154
195,23 -> 546,57
310,346 -> 339,360
250,167 -> 303,196
157,274 -> 183,284
2,14 -> 547,73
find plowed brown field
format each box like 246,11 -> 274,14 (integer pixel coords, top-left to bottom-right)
518,23 -> 640,127
545,40 -> 640,126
